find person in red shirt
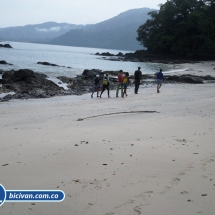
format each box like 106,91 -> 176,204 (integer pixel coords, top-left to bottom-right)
116,70 -> 124,97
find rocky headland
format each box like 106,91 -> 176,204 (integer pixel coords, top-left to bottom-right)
95,50 -> 200,64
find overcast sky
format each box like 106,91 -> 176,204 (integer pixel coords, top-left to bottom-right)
1,0 -> 167,28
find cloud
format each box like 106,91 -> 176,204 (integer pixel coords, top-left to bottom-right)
35,27 -> 61,32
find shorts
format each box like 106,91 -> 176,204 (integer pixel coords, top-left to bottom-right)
93,85 -> 100,91
123,83 -> 128,88
157,79 -> 163,85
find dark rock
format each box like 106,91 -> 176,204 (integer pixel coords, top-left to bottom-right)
0,60 -> 13,65
101,52 -> 115,56
177,75 -> 204,84
37,62 -> 59,67
57,76 -> 73,84
164,74 -> 209,84
2,69 -> 35,84
0,60 -> 8,65
1,69 -> 66,101
0,44 -> 13,48
200,75 -> 215,80
97,49 -> 200,64
82,69 -> 102,77
116,52 -> 124,57
0,69 -> 5,74
103,70 -> 119,76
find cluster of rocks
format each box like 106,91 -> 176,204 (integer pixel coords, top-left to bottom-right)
0,69 -> 67,102
0,68 -> 120,102
1,68 -> 215,102
95,50 -> 198,64
57,69 -> 119,95
95,52 -> 124,57
164,74 -> 215,84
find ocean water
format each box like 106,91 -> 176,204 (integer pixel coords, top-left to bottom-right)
0,41 -> 183,78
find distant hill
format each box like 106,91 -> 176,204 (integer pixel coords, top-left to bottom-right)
51,8 -> 154,50
0,22 -> 84,43
0,8 -> 154,50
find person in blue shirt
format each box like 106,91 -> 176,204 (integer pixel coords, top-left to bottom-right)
156,69 -> 164,93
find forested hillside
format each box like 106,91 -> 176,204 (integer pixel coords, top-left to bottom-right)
51,8 -> 153,50
137,0 -> 215,58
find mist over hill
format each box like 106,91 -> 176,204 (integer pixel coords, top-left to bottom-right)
0,8 -> 154,50
0,22 -> 84,43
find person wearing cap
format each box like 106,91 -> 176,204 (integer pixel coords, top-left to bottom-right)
91,74 -> 100,98
116,70 -> 124,97
156,69 -> 164,93
134,67 -> 142,94
100,73 -> 111,98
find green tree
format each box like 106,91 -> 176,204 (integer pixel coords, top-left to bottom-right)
137,0 -> 215,58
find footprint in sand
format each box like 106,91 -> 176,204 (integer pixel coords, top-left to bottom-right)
205,159 -> 214,163
201,157 -> 215,167
134,206 -> 141,215
175,139 -> 186,143
181,191 -> 189,195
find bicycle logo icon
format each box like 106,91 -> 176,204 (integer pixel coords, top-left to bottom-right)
0,184 -> 6,206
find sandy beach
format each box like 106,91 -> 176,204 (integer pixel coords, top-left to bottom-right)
0,61 -> 215,215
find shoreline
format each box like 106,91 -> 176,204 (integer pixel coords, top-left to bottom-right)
0,60 -> 215,102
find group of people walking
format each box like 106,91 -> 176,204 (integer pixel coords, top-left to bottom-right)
91,67 -> 164,98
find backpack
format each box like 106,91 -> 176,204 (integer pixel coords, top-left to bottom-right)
103,77 -> 108,85
135,70 -> 141,80
123,76 -> 128,84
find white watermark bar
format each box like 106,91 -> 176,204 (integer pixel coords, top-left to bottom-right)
6,190 -> 65,202
0,184 -> 65,206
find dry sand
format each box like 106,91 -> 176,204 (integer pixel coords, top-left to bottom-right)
0,61 -> 215,215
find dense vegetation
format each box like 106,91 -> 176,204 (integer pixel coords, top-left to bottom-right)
137,0 -> 215,59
